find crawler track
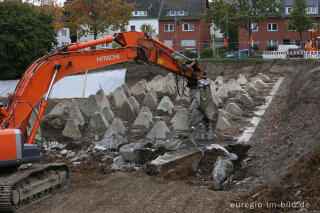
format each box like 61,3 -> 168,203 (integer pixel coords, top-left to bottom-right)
0,163 -> 69,212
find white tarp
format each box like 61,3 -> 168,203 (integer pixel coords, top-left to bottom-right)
0,69 -> 126,99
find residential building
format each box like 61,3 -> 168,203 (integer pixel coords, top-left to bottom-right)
124,0 -> 162,38
78,26 -> 118,49
158,0 -> 211,52
56,27 -> 71,47
238,0 -> 320,51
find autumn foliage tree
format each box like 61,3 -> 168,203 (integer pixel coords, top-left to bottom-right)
34,0 -> 64,30
65,0 -> 134,40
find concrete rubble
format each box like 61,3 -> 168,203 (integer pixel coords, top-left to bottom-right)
105,118 -> 126,136
133,106 -> 153,129
95,133 -> 128,151
146,121 -> 170,140
120,140 -> 158,162
157,96 -> 174,114
112,87 -> 128,107
212,157 -> 234,186
89,111 -> 110,135
111,155 -> 125,170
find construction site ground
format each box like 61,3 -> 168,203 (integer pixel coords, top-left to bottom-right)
20,60 -> 320,213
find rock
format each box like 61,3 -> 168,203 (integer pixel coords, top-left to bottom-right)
149,148 -> 202,179
142,90 -> 158,110
102,105 -> 115,124
212,157 -> 234,185
171,108 -> 188,131
97,133 -> 128,151
166,133 -> 193,151
80,89 -> 110,117
227,78 -> 242,92
216,117 -> 232,131
112,87 -> 128,107
45,99 -> 85,129
258,73 -> 270,82
146,121 -> 170,140
157,96 -> 174,114
89,112 -> 110,135
111,155 -> 125,170
253,79 -> 269,90
130,80 -> 148,96
120,140 -> 156,162
245,84 -> 259,96
133,106 -> 153,129
62,119 -> 82,140
225,103 -> 244,116
121,83 -> 131,97
105,118 -> 126,136
200,144 -> 236,176
215,76 -> 224,84
128,96 -> 140,114
237,74 -> 248,85
119,99 -> 136,120
217,86 -> 229,98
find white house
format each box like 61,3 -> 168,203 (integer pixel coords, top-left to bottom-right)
78,26 -> 118,49
56,27 -> 71,47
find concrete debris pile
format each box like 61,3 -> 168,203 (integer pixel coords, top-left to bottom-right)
42,72 -> 276,186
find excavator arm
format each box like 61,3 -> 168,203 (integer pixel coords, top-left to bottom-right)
0,31 -> 207,148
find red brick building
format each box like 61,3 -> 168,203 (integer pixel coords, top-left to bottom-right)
239,1 -> 320,51
158,0 -> 211,52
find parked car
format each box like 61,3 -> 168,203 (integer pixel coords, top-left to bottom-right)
227,49 -> 250,58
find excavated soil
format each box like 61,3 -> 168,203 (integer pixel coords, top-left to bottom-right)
18,61 -> 320,212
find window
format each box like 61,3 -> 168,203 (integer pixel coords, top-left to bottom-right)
308,23 -> 318,31
164,40 -> 173,47
133,11 -> 148,16
178,10 -> 185,16
181,40 -> 196,47
130,25 -> 135,31
182,23 -> 194,31
267,40 -> 278,47
306,7 -> 317,14
285,7 -> 292,14
61,29 -> 67,36
170,10 -> 176,16
295,40 -> 301,47
89,28 -> 94,34
268,23 -> 278,31
283,39 -> 290,45
252,40 -> 259,47
251,23 -> 258,32
164,24 -> 174,32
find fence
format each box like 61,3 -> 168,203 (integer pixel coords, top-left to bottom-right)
263,51 -> 320,59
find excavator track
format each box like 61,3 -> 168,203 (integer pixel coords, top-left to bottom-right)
0,163 -> 69,212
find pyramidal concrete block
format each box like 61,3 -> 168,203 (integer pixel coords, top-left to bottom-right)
215,76 -> 224,84
217,86 -> 229,98
106,118 -> 126,136
133,106 -> 153,129
157,96 -> 174,114
119,99 -> 136,121
80,89 -> 110,117
142,90 -> 158,110
253,79 -> 269,90
102,105 -> 115,124
227,78 -> 242,92
112,87 -> 128,107
171,108 -> 188,131
258,73 -> 270,82
130,80 -> 148,96
146,121 -> 170,140
237,74 -> 248,85
128,96 -> 140,115
225,103 -> 244,116
89,111 -> 110,135
62,119 -> 82,140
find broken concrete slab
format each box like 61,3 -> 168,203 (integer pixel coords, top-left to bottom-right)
157,96 -> 174,114
171,108 -> 188,131
133,106 -> 153,129
142,90 -> 158,110
253,79 -> 269,90
62,119 -> 82,140
212,157 -> 233,185
146,121 -> 170,140
225,103 -> 244,116
128,96 -> 140,115
121,83 -> 131,97
119,99 -> 136,121
216,86 -> 229,98
149,148 -> 202,179
89,111 -> 110,135
97,133 -> 128,151
227,78 -> 242,92
215,76 -> 224,84
237,74 -> 248,85
120,140 -> 157,162
105,118 -> 126,136
46,99 -> 85,129
112,87 -> 128,107
102,105 -> 115,124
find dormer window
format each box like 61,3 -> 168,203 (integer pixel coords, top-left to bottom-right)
167,10 -> 186,16
133,11 -> 148,16
178,10 -> 184,16
285,7 -> 292,14
170,10 -> 176,16
306,7 -> 317,14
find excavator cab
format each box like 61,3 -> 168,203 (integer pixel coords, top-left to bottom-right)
0,129 -> 42,168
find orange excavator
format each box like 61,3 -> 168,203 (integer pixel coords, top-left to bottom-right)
0,31 -> 207,211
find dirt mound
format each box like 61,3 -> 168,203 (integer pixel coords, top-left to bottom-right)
240,68 -> 320,212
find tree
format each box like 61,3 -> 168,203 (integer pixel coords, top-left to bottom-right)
0,1 -> 57,79
140,23 -> 156,37
35,0 -> 64,31
287,0 -> 314,47
205,0 -> 282,55
65,0 -> 134,41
